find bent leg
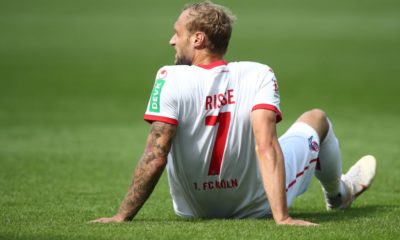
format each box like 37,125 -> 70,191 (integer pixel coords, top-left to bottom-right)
293,109 -> 377,210
296,109 -> 343,198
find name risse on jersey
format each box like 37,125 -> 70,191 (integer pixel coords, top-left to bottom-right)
205,89 -> 235,110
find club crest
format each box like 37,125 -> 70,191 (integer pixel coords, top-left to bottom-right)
308,136 -> 320,152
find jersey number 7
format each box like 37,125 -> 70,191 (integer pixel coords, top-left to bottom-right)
205,112 -> 231,176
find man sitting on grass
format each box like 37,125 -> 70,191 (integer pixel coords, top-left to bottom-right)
91,1 -> 376,226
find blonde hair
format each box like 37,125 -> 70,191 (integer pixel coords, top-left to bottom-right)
183,1 -> 236,55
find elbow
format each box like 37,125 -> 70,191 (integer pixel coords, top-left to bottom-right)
255,140 -> 282,163
255,142 -> 275,156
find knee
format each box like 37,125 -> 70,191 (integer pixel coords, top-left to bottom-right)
297,109 -> 329,140
306,109 -> 327,122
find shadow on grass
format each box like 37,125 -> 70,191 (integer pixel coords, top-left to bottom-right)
129,204 -> 394,224
83,204 -> 396,229
290,204 -> 393,223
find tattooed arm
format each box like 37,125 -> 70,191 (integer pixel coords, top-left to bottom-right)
91,121 -> 177,223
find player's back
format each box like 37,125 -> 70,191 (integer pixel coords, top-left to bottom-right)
144,61 -> 281,218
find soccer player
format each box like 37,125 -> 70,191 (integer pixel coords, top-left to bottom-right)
91,1 -> 376,226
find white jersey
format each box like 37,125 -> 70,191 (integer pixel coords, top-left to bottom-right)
144,60 -> 282,218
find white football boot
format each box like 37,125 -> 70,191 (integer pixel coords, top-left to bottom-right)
326,155 -> 377,210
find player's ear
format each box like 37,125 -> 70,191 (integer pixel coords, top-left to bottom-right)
193,32 -> 206,48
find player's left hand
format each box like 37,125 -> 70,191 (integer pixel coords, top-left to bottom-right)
277,217 -> 319,227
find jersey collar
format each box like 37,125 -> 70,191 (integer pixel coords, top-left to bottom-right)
196,60 -> 228,70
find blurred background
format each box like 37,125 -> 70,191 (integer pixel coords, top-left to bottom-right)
1,0 -> 399,127
0,0 -> 399,237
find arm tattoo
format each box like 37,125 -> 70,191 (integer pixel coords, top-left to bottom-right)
118,122 -> 177,220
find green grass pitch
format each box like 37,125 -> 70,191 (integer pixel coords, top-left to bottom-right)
1,0 -> 400,239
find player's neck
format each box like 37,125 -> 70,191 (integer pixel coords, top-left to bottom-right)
192,52 -> 224,66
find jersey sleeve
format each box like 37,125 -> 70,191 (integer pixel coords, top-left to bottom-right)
144,67 -> 179,125
251,68 -> 282,123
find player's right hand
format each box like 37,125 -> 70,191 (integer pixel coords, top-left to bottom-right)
89,214 -> 126,224
276,217 -> 319,226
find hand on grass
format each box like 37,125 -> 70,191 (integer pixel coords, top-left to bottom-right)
89,214 -> 126,223
277,217 -> 319,227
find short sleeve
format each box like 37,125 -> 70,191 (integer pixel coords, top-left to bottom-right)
144,67 -> 179,125
251,68 -> 282,123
